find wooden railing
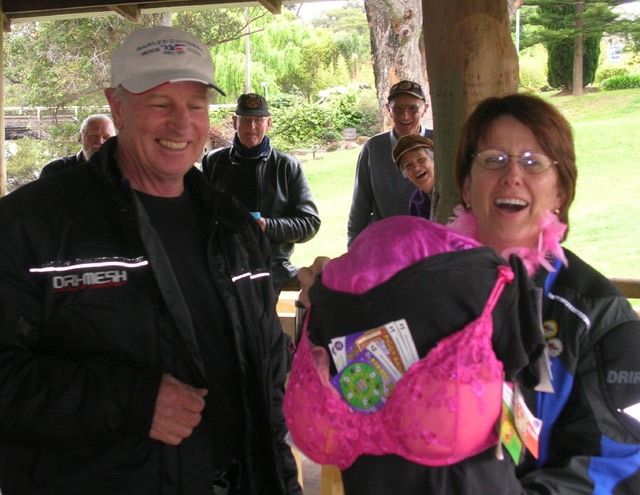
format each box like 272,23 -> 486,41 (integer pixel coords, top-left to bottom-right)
610,278 -> 640,300
279,277 -> 640,301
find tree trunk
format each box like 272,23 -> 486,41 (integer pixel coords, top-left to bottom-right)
1,0 -> 6,197
364,0 -> 432,130
422,0 -> 519,224
573,2 -> 585,96
507,0 -> 526,21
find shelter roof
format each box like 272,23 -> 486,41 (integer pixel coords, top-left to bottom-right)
2,0 -> 292,27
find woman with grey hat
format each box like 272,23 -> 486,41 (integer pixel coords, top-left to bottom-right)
392,134 -> 435,219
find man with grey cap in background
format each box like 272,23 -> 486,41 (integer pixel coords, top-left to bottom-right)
202,93 -> 320,297
0,27 -> 301,495
347,80 -> 433,247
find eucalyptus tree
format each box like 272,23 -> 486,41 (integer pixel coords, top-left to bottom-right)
4,16 -> 142,109
363,0 -> 429,129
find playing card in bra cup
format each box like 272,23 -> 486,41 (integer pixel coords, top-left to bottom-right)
355,322 -> 408,373
330,319 -> 419,374
328,319 -> 420,413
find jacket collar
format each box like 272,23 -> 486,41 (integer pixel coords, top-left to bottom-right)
94,137 -> 250,234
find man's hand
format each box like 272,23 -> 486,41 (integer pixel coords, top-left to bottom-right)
296,256 -> 331,307
149,374 -> 207,445
256,217 -> 267,232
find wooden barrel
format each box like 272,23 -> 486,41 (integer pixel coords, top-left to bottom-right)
341,128 -> 357,141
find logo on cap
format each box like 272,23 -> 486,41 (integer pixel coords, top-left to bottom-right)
162,43 -> 186,52
246,97 -> 260,109
397,81 -> 413,91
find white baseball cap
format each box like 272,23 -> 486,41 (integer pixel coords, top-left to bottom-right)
110,26 -> 225,96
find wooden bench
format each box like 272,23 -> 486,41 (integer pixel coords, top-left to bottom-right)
610,277 -> 640,316
292,144 -> 321,160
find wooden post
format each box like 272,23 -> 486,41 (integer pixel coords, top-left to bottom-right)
422,0 -> 519,224
1,0 -> 6,197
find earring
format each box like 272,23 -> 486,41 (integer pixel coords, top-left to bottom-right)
465,203 -> 471,210
552,208 -> 560,215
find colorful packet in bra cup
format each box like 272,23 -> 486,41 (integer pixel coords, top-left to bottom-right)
330,341 -> 402,413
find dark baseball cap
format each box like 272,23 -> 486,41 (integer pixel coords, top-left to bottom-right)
388,80 -> 426,103
235,93 -> 270,117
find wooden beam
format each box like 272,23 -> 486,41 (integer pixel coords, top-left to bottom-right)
5,0 -> 145,13
2,11 -> 9,33
257,0 -> 280,14
3,0 -> 265,19
422,0 -> 518,224
109,4 -> 141,22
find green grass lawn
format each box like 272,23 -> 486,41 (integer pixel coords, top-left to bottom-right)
291,88 -> 640,288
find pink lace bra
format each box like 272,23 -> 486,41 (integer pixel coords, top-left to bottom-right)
284,217 -> 515,470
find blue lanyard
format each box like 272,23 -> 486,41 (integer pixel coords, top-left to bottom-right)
543,257 -> 564,298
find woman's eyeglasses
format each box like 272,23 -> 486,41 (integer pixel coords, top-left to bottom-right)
473,149 -> 557,174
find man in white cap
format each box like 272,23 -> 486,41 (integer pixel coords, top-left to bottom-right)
0,26 -> 301,495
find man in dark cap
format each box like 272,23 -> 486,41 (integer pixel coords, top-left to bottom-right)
347,80 -> 433,247
202,93 -> 320,296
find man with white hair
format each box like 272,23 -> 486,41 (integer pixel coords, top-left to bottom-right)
0,26 -> 301,495
39,113 -> 115,177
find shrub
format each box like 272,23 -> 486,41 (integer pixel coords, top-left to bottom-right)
601,74 -> 640,90
208,124 -> 233,149
596,66 -> 630,84
325,141 -> 340,152
203,86 -> 381,152
5,137 -> 47,192
269,103 -> 341,153
518,45 -> 548,92
320,86 -> 381,137
519,63 -> 548,92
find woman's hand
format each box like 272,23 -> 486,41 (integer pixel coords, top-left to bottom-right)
297,256 -> 331,307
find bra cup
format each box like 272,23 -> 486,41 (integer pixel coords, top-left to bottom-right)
285,335 -> 358,466
385,358 -> 458,459
455,365 -> 502,456
385,315 -> 504,462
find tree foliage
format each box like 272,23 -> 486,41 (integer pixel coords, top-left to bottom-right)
4,4 -> 376,189
4,15 -> 171,108
4,139 -> 47,192
514,1 -> 635,90
207,5 -> 372,102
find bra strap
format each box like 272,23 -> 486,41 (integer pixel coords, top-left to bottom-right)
482,265 -> 515,316
300,302 -> 313,341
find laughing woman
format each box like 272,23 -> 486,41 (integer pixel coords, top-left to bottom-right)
450,93 -> 640,493
290,94 -> 640,494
